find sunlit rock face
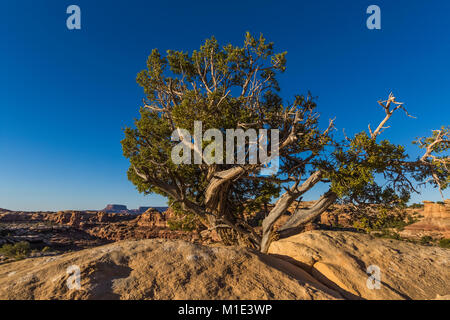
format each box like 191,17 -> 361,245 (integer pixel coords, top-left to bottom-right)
269,230 -> 450,300
401,200 -> 450,239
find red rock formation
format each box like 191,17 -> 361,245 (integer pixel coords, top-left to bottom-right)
0,211 -> 46,223
38,208 -> 206,244
45,211 -> 135,228
134,208 -> 168,228
401,200 -> 450,239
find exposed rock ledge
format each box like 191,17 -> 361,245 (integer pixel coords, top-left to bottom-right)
0,239 -> 341,300
269,231 -> 449,300
0,231 -> 448,300
400,200 -> 450,239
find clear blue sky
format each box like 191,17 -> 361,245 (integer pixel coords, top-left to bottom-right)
0,0 -> 448,211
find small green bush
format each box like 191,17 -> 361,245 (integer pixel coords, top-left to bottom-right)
387,231 -> 401,240
167,214 -> 197,231
373,229 -> 401,240
438,238 -> 450,249
41,246 -> 51,253
353,209 -> 417,233
0,241 -> 31,260
420,236 -> 433,245
353,217 -> 372,233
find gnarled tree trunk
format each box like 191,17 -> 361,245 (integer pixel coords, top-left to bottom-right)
259,171 -> 323,253
204,166 -> 262,247
277,190 -> 337,239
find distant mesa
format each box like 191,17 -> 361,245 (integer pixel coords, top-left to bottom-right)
142,207 -> 169,213
102,204 -> 168,214
103,204 -> 128,213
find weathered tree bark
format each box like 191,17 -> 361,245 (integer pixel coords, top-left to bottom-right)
204,167 -> 246,209
260,170 -> 322,253
204,166 -> 263,247
277,189 -> 337,239
260,188 -> 298,252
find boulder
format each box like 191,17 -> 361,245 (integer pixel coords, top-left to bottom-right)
269,230 -> 450,300
0,239 -> 341,300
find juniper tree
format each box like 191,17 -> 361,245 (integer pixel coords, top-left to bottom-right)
121,33 -> 449,252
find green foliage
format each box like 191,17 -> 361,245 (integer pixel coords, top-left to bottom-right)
353,207 -> 416,233
353,217 -> 372,233
409,203 -> 424,209
243,183 -> 280,214
412,126 -> 450,191
167,201 -> 201,231
420,236 -> 433,245
405,214 -> 418,226
373,229 -> 402,240
0,241 -> 31,260
438,238 -> 450,249
167,214 -> 198,231
325,132 -> 411,206
41,246 -> 51,253
122,32 -> 288,227
122,32 -> 449,245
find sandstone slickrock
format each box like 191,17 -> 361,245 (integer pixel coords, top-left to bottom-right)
268,230 -> 450,300
0,239 -> 341,300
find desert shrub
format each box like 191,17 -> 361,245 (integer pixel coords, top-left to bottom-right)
353,217 -> 372,233
374,230 -> 401,240
168,219 -> 196,231
167,213 -> 198,231
438,238 -> 450,249
41,246 -> 51,253
409,203 -> 424,209
353,208 -> 415,233
0,241 -> 31,260
420,236 -> 433,245
396,214 -> 419,231
165,199 -> 203,232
